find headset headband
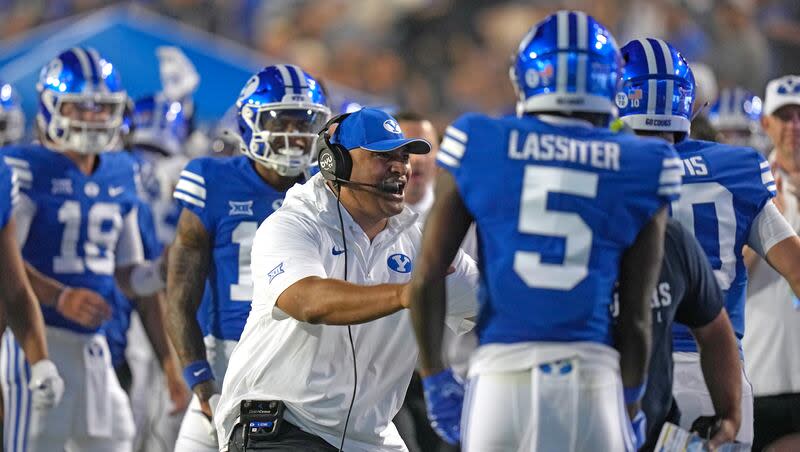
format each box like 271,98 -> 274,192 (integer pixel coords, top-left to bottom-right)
318,112 -> 352,145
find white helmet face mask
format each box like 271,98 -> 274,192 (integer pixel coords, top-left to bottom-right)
241,103 -> 330,176
40,90 -> 127,154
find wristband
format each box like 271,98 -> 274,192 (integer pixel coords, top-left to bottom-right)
183,360 -> 214,389
623,380 -> 648,405
130,257 -> 166,297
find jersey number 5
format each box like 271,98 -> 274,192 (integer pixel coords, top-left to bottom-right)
515,166 -> 598,291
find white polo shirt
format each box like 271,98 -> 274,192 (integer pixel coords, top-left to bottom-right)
215,173 -> 478,452
743,150 -> 800,397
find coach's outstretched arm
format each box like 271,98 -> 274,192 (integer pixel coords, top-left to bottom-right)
166,209 -> 216,416
276,278 -> 408,325
616,207 -> 666,416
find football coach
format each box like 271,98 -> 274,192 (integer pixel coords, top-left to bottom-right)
215,107 -> 478,452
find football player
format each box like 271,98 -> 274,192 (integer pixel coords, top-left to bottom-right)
408,11 -> 679,451
708,87 -> 769,152
0,81 -> 25,146
617,38 -> 800,446
1,81 -> 64,450
121,93 -> 196,452
168,64 -> 330,451
0,47 -> 169,452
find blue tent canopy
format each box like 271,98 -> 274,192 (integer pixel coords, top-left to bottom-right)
0,4 -> 381,125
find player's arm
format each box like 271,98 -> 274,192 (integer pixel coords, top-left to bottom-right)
616,207 -> 667,416
165,208 -> 214,409
692,310 -> 741,446
746,201 -> 800,297
408,171 -> 473,375
0,218 -> 48,363
674,222 -> 741,445
24,262 -> 112,328
132,291 -> 190,415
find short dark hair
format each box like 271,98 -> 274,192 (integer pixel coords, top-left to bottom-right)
393,110 -> 426,122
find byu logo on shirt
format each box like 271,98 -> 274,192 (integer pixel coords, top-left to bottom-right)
229,200 -> 254,216
387,253 -> 412,273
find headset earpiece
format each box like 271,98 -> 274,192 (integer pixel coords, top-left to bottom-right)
316,113 -> 353,183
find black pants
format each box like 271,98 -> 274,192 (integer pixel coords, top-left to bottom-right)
753,393 -> 800,452
228,420 -> 338,451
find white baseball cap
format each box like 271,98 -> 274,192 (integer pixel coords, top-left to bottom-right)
763,75 -> 800,116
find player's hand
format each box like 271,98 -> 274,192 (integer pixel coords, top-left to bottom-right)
166,368 -> 192,416
691,415 -> 738,450
707,418 -> 738,450
56,287 -> 112,329
630,410 -> 647,450
422,368 -> 464,445
199,393 -> 221,441
28,359 -> 64,410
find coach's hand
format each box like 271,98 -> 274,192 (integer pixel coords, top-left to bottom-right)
56,287 -> 112,329
28,359 -> 64,410
422,368 -> 464,445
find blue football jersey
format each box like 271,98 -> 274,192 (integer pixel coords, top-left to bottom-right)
0,159 -> 16,229
1,145 -> 143,334
438,114 -> 681,345
670,139 -> 775,352
174,155 -> 290,341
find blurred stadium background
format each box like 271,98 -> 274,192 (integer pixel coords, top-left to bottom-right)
0,0 -> 798,131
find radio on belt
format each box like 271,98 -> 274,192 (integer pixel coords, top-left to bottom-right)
240,399 -> 285,443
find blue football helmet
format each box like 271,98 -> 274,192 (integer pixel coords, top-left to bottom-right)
0,82 -> 25,146
235,64 -> 330,176
131,93 -> 192,156
708,87 -> 761,131
37,47 -> 127,154
510,10 -> 623,116
617,39 -> 695,134
709,87 -> 769,150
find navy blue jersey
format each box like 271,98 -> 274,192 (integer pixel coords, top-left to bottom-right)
632,219 -> 722,450
0,159 -> 16,228
1,145 -> 144,334
174,155 -> 290,341
438,114 -> 680,345
105,201 -> 164,367
670,139 -> 775,352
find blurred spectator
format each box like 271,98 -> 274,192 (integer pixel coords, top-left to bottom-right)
709,0 -> 770,92
0,0 -> 796,126
758,0 -> 800,76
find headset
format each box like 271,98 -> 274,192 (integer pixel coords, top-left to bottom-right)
316,113 -> 403,194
